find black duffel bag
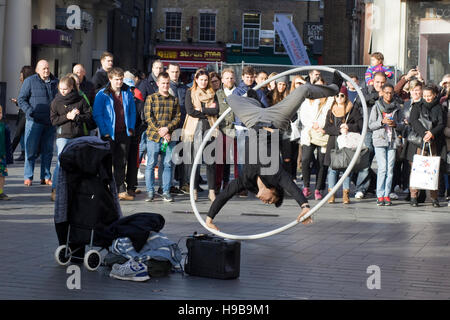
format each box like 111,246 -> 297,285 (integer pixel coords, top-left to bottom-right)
330,147 -> 370,172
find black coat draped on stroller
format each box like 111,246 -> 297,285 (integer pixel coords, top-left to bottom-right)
54,136 -> 122,271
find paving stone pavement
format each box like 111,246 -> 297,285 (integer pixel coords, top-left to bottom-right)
0,145 -> 449,300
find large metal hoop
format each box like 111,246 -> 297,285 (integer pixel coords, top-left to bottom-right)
189,65 -> 368,240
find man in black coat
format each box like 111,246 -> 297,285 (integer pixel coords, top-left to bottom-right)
73,64 -> 95,106
91,52 -> 114,93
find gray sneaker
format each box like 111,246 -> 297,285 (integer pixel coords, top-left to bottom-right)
109,259 -> 150,282
145,192 -> 154,202
162,192 -> 174,202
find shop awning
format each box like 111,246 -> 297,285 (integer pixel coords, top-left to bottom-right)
32,29 -> 73,48
161,60 -> 218,69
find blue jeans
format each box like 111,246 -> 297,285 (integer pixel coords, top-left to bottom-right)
328,168 -> 350,190
24,120 -> 55,180
374,146 -> 396,198
355,131 -> 375,193
52,138 -> 70,191
145,139 -> 175,194
235,125 -> 248,176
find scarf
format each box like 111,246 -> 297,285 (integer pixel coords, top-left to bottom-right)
331,101 -> 353,118
422,96 -> 439,111
0,122 -> 5,158
378,99 -> 398,113
53,90 -> 82,106
182,87 -> 217,142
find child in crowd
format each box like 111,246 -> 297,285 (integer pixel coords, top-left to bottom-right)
365,52 -> 394,86
0,105 -> 13,200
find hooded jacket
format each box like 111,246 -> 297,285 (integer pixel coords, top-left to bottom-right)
93,83 -> 136,140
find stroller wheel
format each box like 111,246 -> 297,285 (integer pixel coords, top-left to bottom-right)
84,250 -> 102,271
55,245 -> 72,266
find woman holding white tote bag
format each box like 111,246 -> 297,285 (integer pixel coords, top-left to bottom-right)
408,85 -> 446,208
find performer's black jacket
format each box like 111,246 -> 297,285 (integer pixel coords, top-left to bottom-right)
207,130 -> 308,219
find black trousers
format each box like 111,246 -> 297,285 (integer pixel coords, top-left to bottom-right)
183,139 -> 216,190
125,133 -> 140,192
281,139 -> 299,180
12,110 -> 26,152
111,131 -> 130,193
301,143 -> 327,190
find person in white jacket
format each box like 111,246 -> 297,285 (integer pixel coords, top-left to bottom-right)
298,77 -> 334,200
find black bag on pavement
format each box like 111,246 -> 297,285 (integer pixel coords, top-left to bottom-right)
185,233 -> 240,279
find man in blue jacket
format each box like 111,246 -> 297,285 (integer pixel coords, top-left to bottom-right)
18,60 -> 58,186
93,67 -> 136,200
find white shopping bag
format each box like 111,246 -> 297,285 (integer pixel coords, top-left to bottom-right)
409,143 -> 440,191
290,121 -> 301,142
336,132 -> 366,149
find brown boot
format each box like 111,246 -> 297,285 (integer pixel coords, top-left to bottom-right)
118,192 -> 135,201
328,188 -> 335,204
51,189 -> 56,202
343,189 -> 350,204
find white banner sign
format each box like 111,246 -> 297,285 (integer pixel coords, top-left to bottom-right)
273,15 -> 310,66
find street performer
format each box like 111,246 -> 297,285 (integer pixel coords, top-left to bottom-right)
206,72 -> 343,231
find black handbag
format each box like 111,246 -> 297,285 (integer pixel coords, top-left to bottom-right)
330,147 -> 370,171
407,108 -> 433,147
329,111 -> 370,172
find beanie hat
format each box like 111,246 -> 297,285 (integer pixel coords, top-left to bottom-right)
275,76 -> 288,84
339,85 -> 348,96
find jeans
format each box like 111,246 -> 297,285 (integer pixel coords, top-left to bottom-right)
145,139 -> 175,194
24,120 -> 55,180
374,146 -> 396,198
139,131 -> 147,162
52,137 -> 70,191
328,168 -> 350,190
355,131 -> 375,193
235,125 -> 248,177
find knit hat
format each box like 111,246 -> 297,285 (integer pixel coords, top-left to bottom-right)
339,85 -> 348,96
275,76 -> 289,84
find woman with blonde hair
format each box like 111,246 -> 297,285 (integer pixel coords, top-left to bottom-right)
323,86 -> 362,204
298,77 -> 334,200
290,75 -> 306,93
182,69 -> 220,201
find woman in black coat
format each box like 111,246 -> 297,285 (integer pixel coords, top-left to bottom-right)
407,85 -> 445,207
50,75 -> 94,200
323,87 -> 363,204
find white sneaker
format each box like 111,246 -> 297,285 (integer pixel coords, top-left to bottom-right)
355,191 -> 364,199
137,171 -> 145,179
110,259 -> 150,282
394,185 -> 401,193
389,192 -> 399,200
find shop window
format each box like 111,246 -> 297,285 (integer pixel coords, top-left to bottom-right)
199,13 -> 216,42
243,13 -> 261,50
165,12 -> 182,41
